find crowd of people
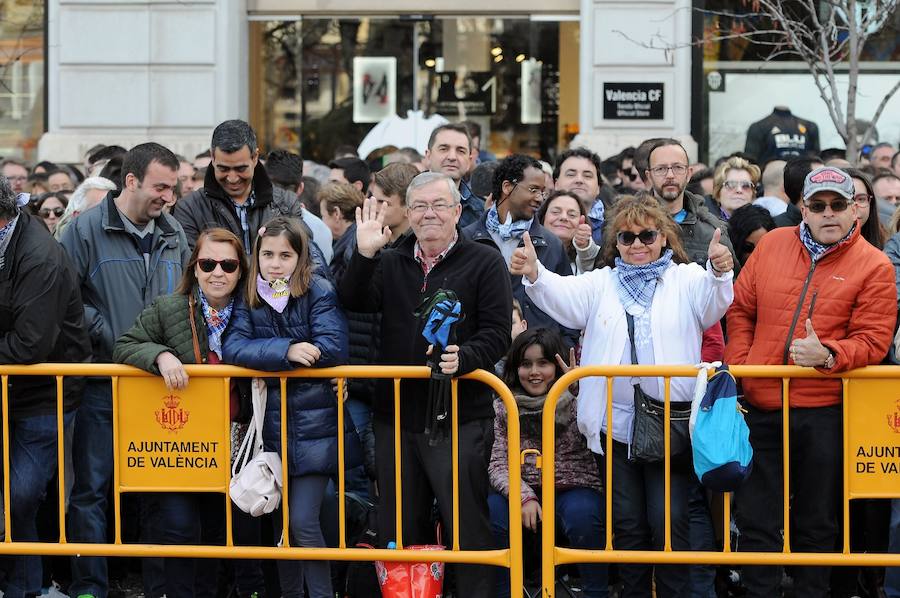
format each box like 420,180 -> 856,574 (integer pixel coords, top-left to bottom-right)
2,117 -> 900,598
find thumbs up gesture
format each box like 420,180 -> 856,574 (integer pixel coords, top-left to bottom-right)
708,228 -> 733,275
573,215 -> 593,250
510,232 -> 539,283
789,319 -> 831,367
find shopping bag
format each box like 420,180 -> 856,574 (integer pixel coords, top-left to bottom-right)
374,545 -> 444,598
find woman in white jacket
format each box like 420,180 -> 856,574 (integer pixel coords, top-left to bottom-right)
511,194 -> 734,598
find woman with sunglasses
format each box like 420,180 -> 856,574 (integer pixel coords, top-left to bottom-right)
511,194 -> 734,598
707,156 -> 761,221
113,228 -> 267,598
33,191 -> 68,234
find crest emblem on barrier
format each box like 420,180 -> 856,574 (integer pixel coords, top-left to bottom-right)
886,400 -> 900,434
155,394 -> 189,432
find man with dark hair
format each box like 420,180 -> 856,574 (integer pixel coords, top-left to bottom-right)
172,119 -> 305,254
0,174 -> 91,598
265,149 -> 334,264
464,154 -> 577,346
425,123 -> 484,228
644,138 -> 739,269
552,147 -> 615,244
0,159 -> 29,194
60,143 -> 190,598
869,142 -> 895,171
329,156 -> 371,195
773,156 -> 824,227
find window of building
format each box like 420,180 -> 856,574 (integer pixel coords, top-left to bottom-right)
250,17 -> 577,163
0,0 -> 44,161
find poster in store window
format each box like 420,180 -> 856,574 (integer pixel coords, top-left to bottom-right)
353,57 -> 397,124
521,59 -> 542,125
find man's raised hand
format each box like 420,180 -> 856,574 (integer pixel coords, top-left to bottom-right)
355,196 -> 392,258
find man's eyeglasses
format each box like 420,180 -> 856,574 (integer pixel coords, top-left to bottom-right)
616,229 -> 660,246
723,180 -> 755,192
804,198 -> 851,213
197,258 -> 240,274
408,202 -> 456,214
649,164 -> 688,177
853,193 -> 873,206
514,183 -> 548,199
39,207 -> 64,218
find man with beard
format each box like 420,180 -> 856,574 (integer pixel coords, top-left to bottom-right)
644,138 -> 738,271
465,154 -> 577,346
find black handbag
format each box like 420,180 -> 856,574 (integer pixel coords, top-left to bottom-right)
626,313 -> 692,463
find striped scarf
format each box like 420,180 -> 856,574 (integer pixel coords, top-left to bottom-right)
614,249 -> 674,312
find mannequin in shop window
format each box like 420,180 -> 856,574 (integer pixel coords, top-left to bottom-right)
744,106 -> 820,163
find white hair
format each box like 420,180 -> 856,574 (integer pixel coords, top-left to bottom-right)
66,176 -> 116,216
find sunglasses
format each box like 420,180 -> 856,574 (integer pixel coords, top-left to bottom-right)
39,207 -> 64,218
616,229 -> 660,246
723,180 -> 755,191
197,258 -> 240,273
804,198 -> 851,213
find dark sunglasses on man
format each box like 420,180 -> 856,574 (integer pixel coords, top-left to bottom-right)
804,198 -> 851,213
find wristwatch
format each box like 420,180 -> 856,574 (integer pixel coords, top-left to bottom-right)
823,349 -> 836,370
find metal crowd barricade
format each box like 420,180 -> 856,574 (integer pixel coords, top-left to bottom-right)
0,363 -> 523,596
539,364 -> 900,597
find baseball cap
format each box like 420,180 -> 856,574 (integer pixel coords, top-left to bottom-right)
802,166 -> 854,202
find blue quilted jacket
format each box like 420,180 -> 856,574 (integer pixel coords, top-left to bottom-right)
222,275 -> 361,476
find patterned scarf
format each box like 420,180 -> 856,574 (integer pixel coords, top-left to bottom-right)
0,215 -> 18,271
198,289 -> 234,358
485,205 -> 533,242
799,221 -> 856,262
614,249 -> 674,312
256,274 -> 290,313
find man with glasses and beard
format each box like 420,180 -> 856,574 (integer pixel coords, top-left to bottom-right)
726,166 -> 896,597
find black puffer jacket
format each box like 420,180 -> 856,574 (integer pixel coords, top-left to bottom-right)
0,210 -> 91,418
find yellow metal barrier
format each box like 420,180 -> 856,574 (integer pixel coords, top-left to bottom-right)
539,364 -> 900,597
0,363 -> 523,595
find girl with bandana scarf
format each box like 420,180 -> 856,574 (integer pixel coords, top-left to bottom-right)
510,195 -> 734,598
223,216 -> 360,598
114,228 -> 270,598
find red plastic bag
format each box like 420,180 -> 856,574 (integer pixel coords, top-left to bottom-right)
375,545 -> 444,598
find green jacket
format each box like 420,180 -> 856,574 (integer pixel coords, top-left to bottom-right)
113,291 -> 209,373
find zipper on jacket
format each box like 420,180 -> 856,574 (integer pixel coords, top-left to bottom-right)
782,260 -> 818,364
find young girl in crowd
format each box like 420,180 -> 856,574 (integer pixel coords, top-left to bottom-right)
223,216 -> 358,598
488,327 -> 607,598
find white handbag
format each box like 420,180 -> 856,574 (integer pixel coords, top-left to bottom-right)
230,378 -> 284,517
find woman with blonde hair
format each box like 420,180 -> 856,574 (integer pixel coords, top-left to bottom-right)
708,156 -> 761,221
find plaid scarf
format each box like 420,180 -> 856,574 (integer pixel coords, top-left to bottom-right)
614,249 -> 674,312
198,289 -> 234,358
799,221 -> 856,262
485,205 -> 533,241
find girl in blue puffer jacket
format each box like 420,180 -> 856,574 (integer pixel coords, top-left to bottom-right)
223,216 -> 356,598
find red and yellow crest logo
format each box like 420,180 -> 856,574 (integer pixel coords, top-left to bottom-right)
155,394 -> 189,432
886,400 -> 900,434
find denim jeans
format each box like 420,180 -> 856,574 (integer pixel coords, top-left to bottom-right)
155,493 -> 223,598
276,475 -> 332,598
2,412 -> 73,598
885,499 -> 900,597
688,480 -> 717,598
68,379 -> 113,598
601,439 -> 692,598
488,488 -> 609,598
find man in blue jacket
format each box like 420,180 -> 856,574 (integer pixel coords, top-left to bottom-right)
60,142 -> 190,598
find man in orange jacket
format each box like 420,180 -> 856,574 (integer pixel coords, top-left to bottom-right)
726,166 -> 897,598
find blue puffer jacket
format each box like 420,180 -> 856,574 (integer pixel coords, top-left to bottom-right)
222,275 -> 361,476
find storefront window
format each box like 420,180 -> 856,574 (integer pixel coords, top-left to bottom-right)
250,17 -> 571,163
696,1 -> 900,162
0,0 -> 44,160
